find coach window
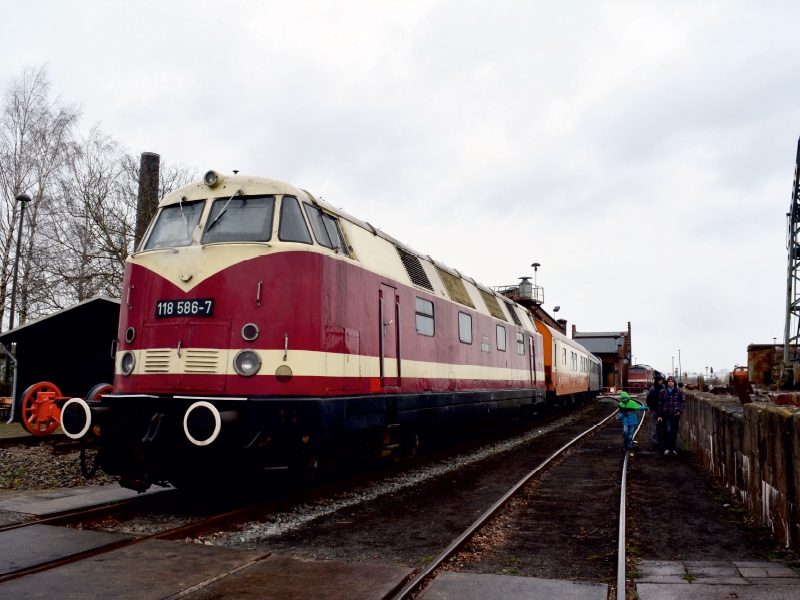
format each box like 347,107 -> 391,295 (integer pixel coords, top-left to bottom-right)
304,203 -> 350,257
458,312 -> 472,344
496,325 -> 506,351
144,200 -> 205,250
562,347 -> 567,365
517,331 -> 525,355
415,297 -> 435,336
278,196 -> 313,244
201,195 -> 275,244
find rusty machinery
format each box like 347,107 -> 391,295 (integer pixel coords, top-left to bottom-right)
782,136 -> 800,387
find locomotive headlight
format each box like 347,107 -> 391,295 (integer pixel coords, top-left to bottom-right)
204,170 -> 220,187
233,350 -> 261,377
119,351 -> 136,376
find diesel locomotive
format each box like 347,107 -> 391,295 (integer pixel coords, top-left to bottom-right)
60,172 -> 601,491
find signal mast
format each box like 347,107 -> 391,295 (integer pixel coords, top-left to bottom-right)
782,137 -> 800,386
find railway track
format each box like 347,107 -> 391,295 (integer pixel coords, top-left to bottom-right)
0,403 -> 597,587
387,401 -> 646,600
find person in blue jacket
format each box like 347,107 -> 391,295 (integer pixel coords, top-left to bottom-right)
617,391 -> 648,450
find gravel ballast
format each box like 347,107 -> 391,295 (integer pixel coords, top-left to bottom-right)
204,401 -> 615,551
0,444 -> 116,490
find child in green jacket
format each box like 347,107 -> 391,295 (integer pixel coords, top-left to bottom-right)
617,391 -> 647,450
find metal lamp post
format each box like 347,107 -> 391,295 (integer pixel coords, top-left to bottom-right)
5,193 -> 30,417
8,193 -> 30,332
531,263 -> 540,287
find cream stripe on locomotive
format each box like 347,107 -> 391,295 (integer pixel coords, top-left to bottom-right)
118,348 -> 546,383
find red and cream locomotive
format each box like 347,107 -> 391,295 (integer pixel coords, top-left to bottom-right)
60,171 -> 600,491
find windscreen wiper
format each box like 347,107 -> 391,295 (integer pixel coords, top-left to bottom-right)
206,188 -> 242,232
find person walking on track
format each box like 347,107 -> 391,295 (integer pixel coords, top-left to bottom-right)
657,376 -> 685,456
647,373 -> 665,448
617,391 -> 647,451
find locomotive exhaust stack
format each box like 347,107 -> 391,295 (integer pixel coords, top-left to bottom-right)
183,401 -> 239,446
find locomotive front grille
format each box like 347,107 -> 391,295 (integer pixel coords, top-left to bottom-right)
143,349 -> 172,373
183,349 -> 221,374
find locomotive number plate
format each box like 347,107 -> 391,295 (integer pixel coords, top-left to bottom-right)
155,298 -> 214,318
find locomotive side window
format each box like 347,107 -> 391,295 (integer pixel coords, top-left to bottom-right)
415,297 -> 435,336
458,312 -> 472,344
562,348 -> 567,365
278,196 -> 313,244
496,325 -> 506,351
201,195 -> 275,244
144,200 -> 205,250
303,203 -> 350,256
517,331 -> 524,355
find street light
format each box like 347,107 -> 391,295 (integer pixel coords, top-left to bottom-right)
531,263 -> 540,287
8,193 -> 30,332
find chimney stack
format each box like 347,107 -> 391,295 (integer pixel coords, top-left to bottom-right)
135,152 -> 161,249
556,318 -> 567,334
571,324 -> 576,339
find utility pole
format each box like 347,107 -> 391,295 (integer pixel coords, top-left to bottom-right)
678,349 -> 682,385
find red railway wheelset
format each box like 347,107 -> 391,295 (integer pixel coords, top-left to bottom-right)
20,382 -> 112,437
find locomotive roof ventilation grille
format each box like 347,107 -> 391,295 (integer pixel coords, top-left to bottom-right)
503,299 -> 523,327
435,266 -> 475,308
479,289 -> 507,322
396,247 -> 434,292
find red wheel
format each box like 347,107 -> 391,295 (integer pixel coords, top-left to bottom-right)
20,382 -> 63,437
86,384 -> 112,402
85,384 -> 112,436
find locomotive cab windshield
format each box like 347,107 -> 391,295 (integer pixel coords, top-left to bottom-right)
144,200 -> 204,250
202,195 -> 275,244
141,191 -> 351,256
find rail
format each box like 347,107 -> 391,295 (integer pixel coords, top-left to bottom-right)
616,404 -> 646,600
390,407 -> 620,600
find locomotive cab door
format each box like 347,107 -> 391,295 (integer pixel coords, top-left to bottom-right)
379,284 -> 399,387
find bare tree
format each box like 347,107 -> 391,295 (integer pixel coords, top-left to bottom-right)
38,126 -> 125,308
39,142 -> 197,308
0,66 -> 197,323
0,65 -> 80,327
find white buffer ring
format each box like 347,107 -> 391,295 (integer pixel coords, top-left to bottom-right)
61,398 -> 92,440
183,401 -> 222,446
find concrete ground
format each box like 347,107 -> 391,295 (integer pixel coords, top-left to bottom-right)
0,540 -> 412,600
635,559 -> 800,599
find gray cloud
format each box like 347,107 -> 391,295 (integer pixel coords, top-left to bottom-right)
3,0 -> 800,373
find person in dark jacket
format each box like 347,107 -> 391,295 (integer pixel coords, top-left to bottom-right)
617,391 -> 648,450
658,376 -> 685,456
647,374 -> 664,447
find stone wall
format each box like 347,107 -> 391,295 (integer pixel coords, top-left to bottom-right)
680,391 -> 800,549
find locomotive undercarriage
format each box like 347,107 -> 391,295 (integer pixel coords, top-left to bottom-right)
91,388 -> 560,492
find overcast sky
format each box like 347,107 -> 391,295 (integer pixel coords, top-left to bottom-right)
3,1 -> 799,375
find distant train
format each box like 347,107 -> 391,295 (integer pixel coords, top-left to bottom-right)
60,172 -> 602,491
627,365 -> 655,393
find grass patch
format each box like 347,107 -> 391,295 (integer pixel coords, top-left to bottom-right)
682,574 -> 696,582
506,557 -> 519,564
587,554 -> 602,561
626,546 -> 639,555
504,568 -> 519,575
626,571 -> 641,579
420,556 -> 434,563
